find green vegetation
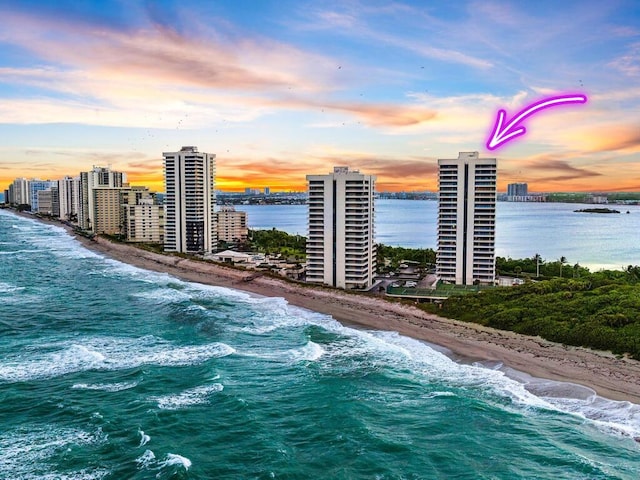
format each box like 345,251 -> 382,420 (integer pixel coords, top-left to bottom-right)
496,255 -> 590,279
546,192 -> 590,203
246,228 -> 306,258
376,244 -> 436,272
421,267 -> 640,359
574,208 -> 620,214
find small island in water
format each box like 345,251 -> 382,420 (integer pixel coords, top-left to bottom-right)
574,207 -> 621,214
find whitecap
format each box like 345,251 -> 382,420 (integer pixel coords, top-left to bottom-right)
71,381 -> 139,392
159,453 -> 192,470
0,336 -> 235,382
135,449 -> 156,469
0,425 -> 108,479
425,391 -> 457,399
0,282 -> 25,294
153,383 -> 224,410
138,429 -> 150,447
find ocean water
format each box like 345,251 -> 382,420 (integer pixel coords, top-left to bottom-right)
242,200 -> 640,270
1,209 -> 640,479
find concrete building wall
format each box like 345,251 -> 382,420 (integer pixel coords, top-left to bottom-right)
306,166 -> 376,290
163,146 -> 216,254
79,167 -> 125,231
215,206 -> 248,243
437,152 -> 496,285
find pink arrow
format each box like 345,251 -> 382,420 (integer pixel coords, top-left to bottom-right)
486,94 -> 587,150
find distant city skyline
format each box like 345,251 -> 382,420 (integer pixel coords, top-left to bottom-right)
0,1 -> 639,192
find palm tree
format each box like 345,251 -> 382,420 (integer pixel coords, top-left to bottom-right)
559,256 -> 567,278
534,253 -> 542,278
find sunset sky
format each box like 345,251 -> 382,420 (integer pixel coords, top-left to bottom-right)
1,0 -> 639,192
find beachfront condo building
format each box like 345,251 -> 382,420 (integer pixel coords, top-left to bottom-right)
79,166 -> 126,232
8,178 -> 30,206
306,166 -> 376,290
29,179 -> 57,212
92,187 -> 128,235
163,146 -> 217,254
59,175 -> 80,222
214,206 -> 248,244
437,151 -> 497,285
121,187 -> 165,243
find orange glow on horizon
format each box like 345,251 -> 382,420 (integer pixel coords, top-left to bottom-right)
3,169 -> 640,194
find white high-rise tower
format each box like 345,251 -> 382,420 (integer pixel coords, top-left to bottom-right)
437,152 -> 497,285
163,146 -> 216,254
306,166 -> 376,290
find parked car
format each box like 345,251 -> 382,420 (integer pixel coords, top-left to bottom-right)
404,281 -> 417,287
391,282 -> 401,288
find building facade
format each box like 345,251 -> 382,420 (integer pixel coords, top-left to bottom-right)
163,146 -> 216,254
29,180 -> 56,212
59,175 -> 80,222
507,182 -> 528,198
79,166 -> 125,231
10,178 -> 30,205
92,187 -> 126,235
121,187 -> 165,243
215,206 -> 248,244
37,188 -> 54,215
437,152 -> 497,285
306,166 -> 376,290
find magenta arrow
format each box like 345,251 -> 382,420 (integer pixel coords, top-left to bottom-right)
486,94 -> 587,150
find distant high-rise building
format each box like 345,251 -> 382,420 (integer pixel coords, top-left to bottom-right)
37,188 -> 54,215
79,166 -> 125,231
306,166 -> 376,290
507,182 -> 528,199
29,179 -> 56,212
58,175 -> 80,222
10,178 -> 29,205
92,187 -> 127,235
163,146 -> 216,254
437,152 -> 497,285
214,206 -> 248,243
264,187 -> 270,195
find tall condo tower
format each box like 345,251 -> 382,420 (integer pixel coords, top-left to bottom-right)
306,166 -> 376,290
437,152 -> 497,285
78,166 -> 125,231
163,146 -> 216,254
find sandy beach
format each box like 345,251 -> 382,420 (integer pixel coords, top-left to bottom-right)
74,237 -> 640,405
11,211 -> 640,405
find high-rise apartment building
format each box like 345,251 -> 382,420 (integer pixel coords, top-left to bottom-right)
59,175 -> 80,222
79,166 -> 125,231
306,166 -> 376,290
214,206 -> 248,243
92,187 -> 126,235
29,179 -> 56,212
37,188 -> 54,215
437,152 -> 497,285
10,178 -> 30,205
163,146 -> 216,254
121,187 -> 165,243
507,182 -> 527,197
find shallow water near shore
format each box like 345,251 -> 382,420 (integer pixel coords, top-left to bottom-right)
1,209 -> 640,479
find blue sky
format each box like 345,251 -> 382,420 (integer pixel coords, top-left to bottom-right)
0,0 -> 639,191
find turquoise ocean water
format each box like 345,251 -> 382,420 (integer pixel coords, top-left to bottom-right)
1,209 -> 640,479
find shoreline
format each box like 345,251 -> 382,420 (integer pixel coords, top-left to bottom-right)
8,210 -> 640,405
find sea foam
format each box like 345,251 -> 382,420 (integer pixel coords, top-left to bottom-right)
0,425 -> 108,480
0,336 -> 235,382
152,383 -> 224,410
